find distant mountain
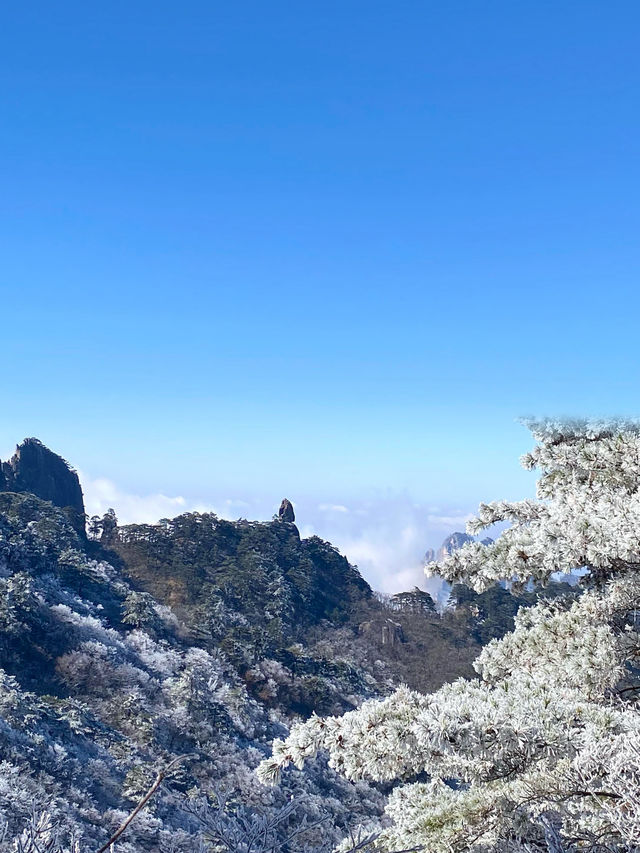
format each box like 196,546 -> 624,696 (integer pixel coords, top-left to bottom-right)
424,531 -> 494,565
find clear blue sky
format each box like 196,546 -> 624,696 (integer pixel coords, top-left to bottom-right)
2,2 -> 640,562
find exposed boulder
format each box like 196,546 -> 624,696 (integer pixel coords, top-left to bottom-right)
0,438 -> 85,532
278,498 -> 295,523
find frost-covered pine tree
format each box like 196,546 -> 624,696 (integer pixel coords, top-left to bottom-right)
258,419 -> 640,851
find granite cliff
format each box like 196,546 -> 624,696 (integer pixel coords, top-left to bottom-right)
0,437 -> 85,532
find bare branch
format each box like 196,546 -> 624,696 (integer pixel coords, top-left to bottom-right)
95,754 -> 196,853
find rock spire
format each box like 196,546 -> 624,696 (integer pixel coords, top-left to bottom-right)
278,498 -> 295,523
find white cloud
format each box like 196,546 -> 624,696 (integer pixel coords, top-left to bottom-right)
298,494 -> 476,596
333,529 -> 425,595
80,472 -> 191,525
318,503 -> 350,514
80,473 -> 263,526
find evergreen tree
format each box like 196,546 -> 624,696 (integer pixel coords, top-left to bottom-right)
391,587 -> 437,614
99,508 -> 118,546
259,419 -> 640,851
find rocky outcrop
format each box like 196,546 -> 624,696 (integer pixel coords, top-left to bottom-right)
424,532 -> 494,565
381,619 -> 404,646
359,617 -> 405,647
0,438 -> 85,531
278,498 -> 295,523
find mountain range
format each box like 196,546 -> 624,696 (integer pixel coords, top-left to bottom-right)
0,439 -> 571,851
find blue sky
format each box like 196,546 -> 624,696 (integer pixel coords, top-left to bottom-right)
2,2 -> 640,589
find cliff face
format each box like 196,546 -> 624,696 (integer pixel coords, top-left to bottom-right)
0,438 -> 85,530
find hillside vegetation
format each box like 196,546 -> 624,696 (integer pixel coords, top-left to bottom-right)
0,438 -> 576,852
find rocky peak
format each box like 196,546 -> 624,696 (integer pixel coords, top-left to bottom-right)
440,531 -> 475,556
0,438 -> 85,531
278,498 -> 295,523
424,531 -> 494,565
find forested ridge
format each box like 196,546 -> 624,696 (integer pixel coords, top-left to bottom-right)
0,490 -> 387,852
